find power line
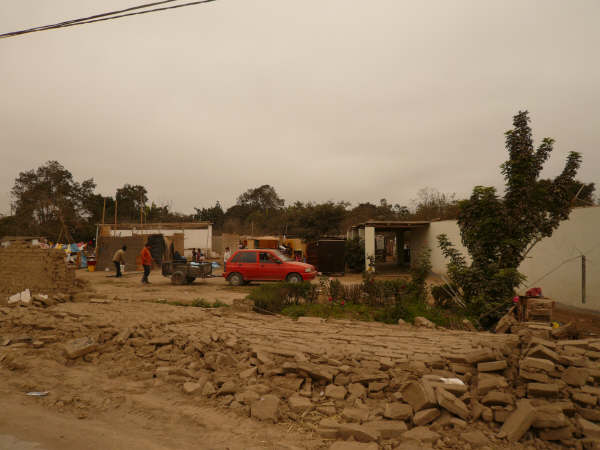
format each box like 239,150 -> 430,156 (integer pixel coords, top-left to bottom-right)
0,0 -> 217,40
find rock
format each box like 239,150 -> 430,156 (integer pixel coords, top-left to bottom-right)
235,390 -> 260,404
337,424 -> 380,442
218,381 -> 237,395
477,360 -> 507,372
256,351 -> 274,365
561,367 -> 589,387
520,357 -> 555,373
477,374 -> 508,395
532,407 -> 568,429
240,367 -> 258,379
519,368 -> 550,383
282,362 -> 334,383
251,395 -> 280,422
348,383 -> 367,399
482,407 -> 493,422
288,395 -> 312,413
414,317 -> 435,328
317,405 -> 337,416
462,319 -> 477,331
183,382 -> 203,394
527,345 -> 559,362
114,328 -> 132,345
495,311 -> 518,334
334,373 -> 351,386
462,430 -> 489,447
368,381 -> 387,393
329,442 -> 378,450
527,383 -> 559,397
579,407 -> 600,422
401,381 -> 437,411
402,426 -> 440,443
383,402 -> 413,420
325,384 -> 347,400
578,417 -> 600,439
342,407 -> 370,423
63,337 -> 98,359
435,387 -> 469,420
481,391 -> 514,406
32,341 -> 44,349
497,399 -> 536,442
397,318 -> 408,325
413,408 -> 440,426
363,420 -> 407,439
572,392 -> 597,406
466,348 -> 497,364
494,408 -> 510,423
202,381 -> 216,396
539,427 -> 573,441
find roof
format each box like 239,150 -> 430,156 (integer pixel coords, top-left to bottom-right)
351,220 -> 430,230
0,236 -> 44,242
99,222 -> 211,230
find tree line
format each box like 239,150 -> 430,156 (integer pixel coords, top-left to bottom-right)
0,156 -> 594,242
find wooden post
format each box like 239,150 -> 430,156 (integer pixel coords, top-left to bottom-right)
101,198 -> 106,225
582,255 -> 586,304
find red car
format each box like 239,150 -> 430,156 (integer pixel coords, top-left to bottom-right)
223,249 -> 316,285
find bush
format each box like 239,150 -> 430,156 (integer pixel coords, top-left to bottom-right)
345,237 -> 365,272
248,282 -> 318,314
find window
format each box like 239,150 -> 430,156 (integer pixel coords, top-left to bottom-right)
259,252 -> 279,264
234,251 -> 257,263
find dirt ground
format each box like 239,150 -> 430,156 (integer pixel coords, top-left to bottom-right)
2,269 -> 599,449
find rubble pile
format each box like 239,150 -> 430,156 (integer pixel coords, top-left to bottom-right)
1,303 -> 599,449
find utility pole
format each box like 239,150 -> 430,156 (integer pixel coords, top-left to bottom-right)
114,196 -> 118,227
582,255 -> 586,304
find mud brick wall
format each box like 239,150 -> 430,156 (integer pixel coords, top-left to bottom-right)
0,245 -> 75,296
96,236 -> 146,271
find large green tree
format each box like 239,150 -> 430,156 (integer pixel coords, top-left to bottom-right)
115,184 -> 148,222
438,111 -> 585,324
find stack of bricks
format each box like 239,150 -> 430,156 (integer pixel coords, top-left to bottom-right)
0,243 -> 75,297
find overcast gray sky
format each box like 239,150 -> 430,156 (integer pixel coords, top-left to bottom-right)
1,0 -> 599,215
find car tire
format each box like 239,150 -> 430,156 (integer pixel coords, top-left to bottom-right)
228,272 -> 244,286
286,273 -> 302,284
171,271 -> 186,285
186,276 -> 196,284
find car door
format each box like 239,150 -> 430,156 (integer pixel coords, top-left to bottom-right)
236,251 -> 258,280
258,251 -> 281,280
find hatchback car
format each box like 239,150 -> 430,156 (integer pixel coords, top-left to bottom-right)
223,249 -> 316,285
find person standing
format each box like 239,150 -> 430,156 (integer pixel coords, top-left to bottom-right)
223,247 -> 231,271
140,242 -> 153,284
112,245 -> 127,277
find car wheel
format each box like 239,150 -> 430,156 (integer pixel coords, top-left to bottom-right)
186,276 -> 196,284
286,273 -> 302,283
228,272 -> 243,286
171,271 -> 186,285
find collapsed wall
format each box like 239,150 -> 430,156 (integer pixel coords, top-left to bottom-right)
0,243 -> 75,297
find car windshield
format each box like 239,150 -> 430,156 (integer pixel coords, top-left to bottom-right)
271,250 -> 292,261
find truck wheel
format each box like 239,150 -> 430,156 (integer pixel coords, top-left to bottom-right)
186,276 -> 196,284
171,271 -> 186,285
286,273 -> 302,284
228,272 -> 243,286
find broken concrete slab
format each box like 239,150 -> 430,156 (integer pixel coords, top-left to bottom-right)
561,366 -> 589,387
363,420 -> 407,439
435,387 -> 469,420
383,402 -> 412,420
325,384 -> 347,400
413,408 -> 440,426
402,426 -> 440,443
497,399 -> 536,442
401,381 -> 436,412
336,423 -> 380,442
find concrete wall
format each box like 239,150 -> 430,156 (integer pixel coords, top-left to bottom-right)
408,206 -> 600,310
0,244 -> 76,298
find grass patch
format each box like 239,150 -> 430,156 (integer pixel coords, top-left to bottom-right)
282,303 -> 378,321
154,298 -> 229,308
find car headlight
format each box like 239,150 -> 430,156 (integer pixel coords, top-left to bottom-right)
304,268 -> 312,273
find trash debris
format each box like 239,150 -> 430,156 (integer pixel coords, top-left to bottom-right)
26,391 -> 49,396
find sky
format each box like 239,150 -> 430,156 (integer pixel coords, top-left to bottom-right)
1,0 -> 599,215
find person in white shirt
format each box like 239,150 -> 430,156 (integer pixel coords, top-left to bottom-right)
223,247 -> 231,271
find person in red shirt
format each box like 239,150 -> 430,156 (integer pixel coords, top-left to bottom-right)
140,243 -> 154,284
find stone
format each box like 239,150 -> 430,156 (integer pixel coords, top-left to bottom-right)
477,374 -> 508,395
482,407 -> 493,422
218,381 -> 237,395
63,337 -> 98,359
481,391 -> 514,406
497,399 -> 536,442
562,367 -> 589,387
402,426 -> 440,443
383,402 -> 412,420
527,345 -> 559,362
401,381 -> 436,411
348,383 -> 367,399
235,390 -> 260,404
149,335 -> 172,346
578,417 -> 600,439
363,420 -> 407,439
342,407 -> 370,423
368,381 -> 387,392
282,362 -> 334,383
334,373 -> 351,386
462,319 -> 477,331
114,328 -> 131,345
494,408 -> 510,423
202,381 -> 216,396
182,382 -> 203,394
251,395 -> 280,422
477,360 -> 507,372
519,368 -> 550,383
532,408 -> 568,429
288,395 -> 312,413
325,384 -> 347,400
527,383 -> 559,397
413,408 -> 440,426
435,387 -> 469,420
466,348 -> 497,364
329,442 -> 378,450
462,430 -> 489,447
240,367 -> 258,379
317,405 -> 336,416
256,351 -> 274,365
414,316 -> 435,328
539,427 -> 573,441
572,392 -> 597,406
337,424 -> 380,442
520,357 -> 555,373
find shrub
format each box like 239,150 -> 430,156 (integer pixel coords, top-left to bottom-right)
248,282 -> 318,314
345,237 -> 365,272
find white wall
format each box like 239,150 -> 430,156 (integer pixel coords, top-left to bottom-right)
110,227 -> 212,250
408,207 -> 600,310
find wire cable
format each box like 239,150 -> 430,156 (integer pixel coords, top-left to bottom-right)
0,0 -> 217,39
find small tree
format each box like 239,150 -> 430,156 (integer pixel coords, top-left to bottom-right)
438,111 -> 584,325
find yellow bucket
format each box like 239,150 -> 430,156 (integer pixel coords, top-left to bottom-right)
88,265 -> 96,272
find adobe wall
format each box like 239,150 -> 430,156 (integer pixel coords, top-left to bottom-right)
96,236 -> 146,271
0,244 -> 76,297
